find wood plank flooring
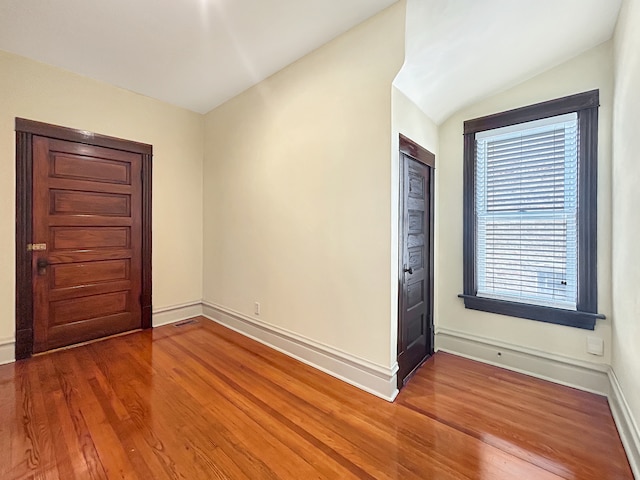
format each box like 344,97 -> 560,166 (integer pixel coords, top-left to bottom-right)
0,316 -> 632,479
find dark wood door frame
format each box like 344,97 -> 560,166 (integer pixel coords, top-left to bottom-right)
15,118 -> 153,359
397,133 -> 435,388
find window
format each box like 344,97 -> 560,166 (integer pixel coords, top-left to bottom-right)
460,90 -> 604,330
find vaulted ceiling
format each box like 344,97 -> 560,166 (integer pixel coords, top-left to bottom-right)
0,0 -> 623,122
395,0 -> 622,124
0,0 -> 396,113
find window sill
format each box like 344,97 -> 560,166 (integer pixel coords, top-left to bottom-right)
458,294 -> 605,330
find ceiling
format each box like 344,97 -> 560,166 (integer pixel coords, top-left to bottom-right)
0,0 -> 623,122
0,0 -> 396,114
395,0 -> 623,124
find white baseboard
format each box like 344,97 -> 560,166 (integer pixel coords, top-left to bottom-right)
201,301 -> 399,401
152,301 -> 203,327
608,368 -> 640,479
435,327 -> 610,395
0,337 -> 15,365
436,327 -> 639,478
0,302 -> 203,366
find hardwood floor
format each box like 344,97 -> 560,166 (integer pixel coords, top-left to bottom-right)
0,317 -> 632,479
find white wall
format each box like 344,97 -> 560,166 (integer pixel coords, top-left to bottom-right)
203,2 -> 406,368
612,0 -> 640,439
2,1 -> 632,413
436,41 -> 614,364
0,50 -> 204,353
391,86 -> 439,153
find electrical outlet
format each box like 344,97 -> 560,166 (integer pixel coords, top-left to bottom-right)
586,336 -> 604,356
254,302 -> 260,316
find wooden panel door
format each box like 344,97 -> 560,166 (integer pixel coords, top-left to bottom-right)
32,136 -> 143,352
398,142 -> 434,388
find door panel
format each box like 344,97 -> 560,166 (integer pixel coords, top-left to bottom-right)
51,227 -> 130,250
50,190 -> 131,216
32,136 -> 143,352
50,292 -> 129,326
48,280 -> 133,302
50,259 -> 130,288
398,147 -> 434,388
51,154 -> 131,184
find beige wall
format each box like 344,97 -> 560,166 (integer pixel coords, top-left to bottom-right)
3,2 -> 630,405
203,2 -> 406,367
436,40 -> 614,364
612,0 -> 640,433
390,85 -> 438,363
0,50 -> 204,345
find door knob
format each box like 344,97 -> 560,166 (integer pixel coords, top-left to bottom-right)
37,258 -> 49,275
404,266 -> 413,274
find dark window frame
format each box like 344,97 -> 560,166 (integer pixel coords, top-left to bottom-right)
460,90 -> 604,330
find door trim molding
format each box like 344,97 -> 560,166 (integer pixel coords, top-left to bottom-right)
14,118 -> 153,359
399,134 -> 435,168
397,134 -> 435,388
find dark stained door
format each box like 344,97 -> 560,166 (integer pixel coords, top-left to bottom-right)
398,144 -> 434,388
32,136 -> 143,352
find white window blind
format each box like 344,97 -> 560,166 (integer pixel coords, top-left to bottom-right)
475,113 -> 578,310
